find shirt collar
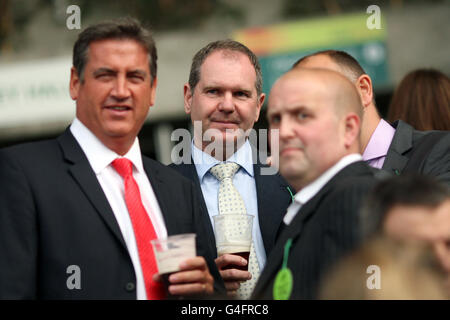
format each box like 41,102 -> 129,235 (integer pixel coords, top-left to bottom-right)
293,153 -> 363,205
70,118 -> 144,175
362,119 -> 396,161
191,139 -> 254,182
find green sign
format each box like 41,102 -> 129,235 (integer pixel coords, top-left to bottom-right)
233,13 -> 390,95
260,40 -> 390,94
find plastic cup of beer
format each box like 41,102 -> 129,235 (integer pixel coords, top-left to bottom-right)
151,233 -> 197,295
212,214 -> 254,271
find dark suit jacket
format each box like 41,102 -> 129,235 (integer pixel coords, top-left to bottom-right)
252,161 -> 378,300
169,158 -> 292,260
0,129 -> 223,299
383,120 -> 450,185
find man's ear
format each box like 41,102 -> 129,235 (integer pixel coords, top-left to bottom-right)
355,74 -> 373,108
69,67 -> 80,100
149,77 -> 158,107
183,83 -> 193,114
343,113 -> 361,149
254,93 -> 265,122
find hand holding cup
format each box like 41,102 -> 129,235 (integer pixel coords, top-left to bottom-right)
151,233 -> 214,298
212,214 -> 254,296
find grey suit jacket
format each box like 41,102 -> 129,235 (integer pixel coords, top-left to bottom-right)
383,120 -> 450,185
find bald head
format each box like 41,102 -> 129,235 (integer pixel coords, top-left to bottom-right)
270,68 -> 363,120
293,51 -> 366,83
268,68 -> 363,190
292,51 -> 381,153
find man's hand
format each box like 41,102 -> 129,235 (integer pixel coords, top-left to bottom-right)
215,254 -> 252,297
153,256 -> 214,297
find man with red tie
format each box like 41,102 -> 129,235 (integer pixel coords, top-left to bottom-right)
0,18 -> 222,299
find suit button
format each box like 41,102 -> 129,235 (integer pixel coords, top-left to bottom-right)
125,282 -> 135,292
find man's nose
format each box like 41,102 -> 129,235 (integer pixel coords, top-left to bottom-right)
279,117 -> 295,140
217,92 -> 235,113
111,76 -> 131,100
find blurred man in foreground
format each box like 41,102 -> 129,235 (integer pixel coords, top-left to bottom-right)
252,68 -> 378,299
361,174 -> 450,291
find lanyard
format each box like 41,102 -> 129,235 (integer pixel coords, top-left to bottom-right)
273,238 -> 294,300
286,186 -> 295,204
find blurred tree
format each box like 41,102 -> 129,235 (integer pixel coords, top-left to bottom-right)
0,0 -> 244,55
0,0 -> 52,54
109,0 -> 243,30
0,0 -> 13,53
282,0 -> 446,18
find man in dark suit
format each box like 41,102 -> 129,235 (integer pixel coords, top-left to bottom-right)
293,50 -> 450,185
170,40 -> 292,299
0,18 -> 222,299
252,68 -> 378,299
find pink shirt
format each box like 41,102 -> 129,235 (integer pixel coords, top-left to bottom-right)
362,119 -> 396,169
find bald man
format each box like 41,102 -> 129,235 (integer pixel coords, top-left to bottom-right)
251,68 -> 379,300
293,50 -> 450,186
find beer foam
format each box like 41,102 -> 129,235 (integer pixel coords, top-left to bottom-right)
217,244 -> 251,256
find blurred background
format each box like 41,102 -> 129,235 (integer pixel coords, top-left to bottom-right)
0,0 -> 449,163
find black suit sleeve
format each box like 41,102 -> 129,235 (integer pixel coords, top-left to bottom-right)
0,150 -> 38,299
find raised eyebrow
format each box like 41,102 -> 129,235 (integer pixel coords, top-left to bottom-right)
92,68 -> 148,78
127,69 -> 147,78
288,105 -> 311,113
93,68 -> 116,76
203,86 -> 220,92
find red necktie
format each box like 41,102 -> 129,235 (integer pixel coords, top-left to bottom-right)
112,158 -> 165,300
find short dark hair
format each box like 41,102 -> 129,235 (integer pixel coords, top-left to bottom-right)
360,175 -> 450,238
292,50 -> 366,83
72,17 -> 157,84
387,68 -> 450,131
188,39 -> 263,95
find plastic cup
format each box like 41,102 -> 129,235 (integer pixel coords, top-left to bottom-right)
213,214 -> 254,271
151,233 -> 197,293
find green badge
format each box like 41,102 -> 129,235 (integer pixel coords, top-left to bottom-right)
273,238 -> 293,300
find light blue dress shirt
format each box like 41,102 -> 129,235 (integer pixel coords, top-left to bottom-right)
191,140 -> 267,270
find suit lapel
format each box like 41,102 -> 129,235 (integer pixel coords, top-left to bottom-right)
254,161 -> 372,298
253,162 -> 291,255
169,163 -> 217,248
188,163 -> 217,249
383,120 -> 414,174
254,183 -> 328,296
142,159 -> 180,236
57,129 -> 127,250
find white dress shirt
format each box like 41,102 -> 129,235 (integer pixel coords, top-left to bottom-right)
191,140 -> 267,270
283,154 -> 363,225
70,118 -> 167,300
